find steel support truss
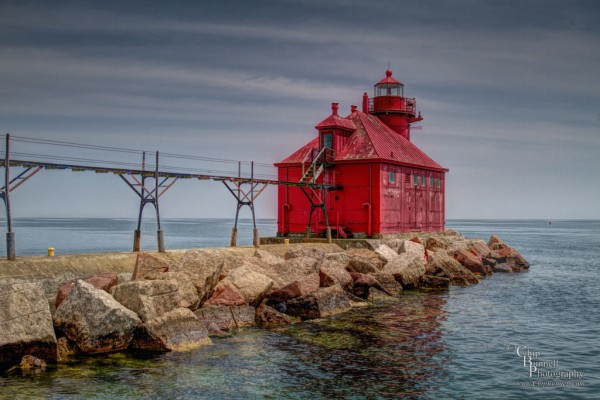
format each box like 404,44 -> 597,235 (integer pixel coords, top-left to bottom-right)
222,162 -> 267,248
299,184 -> 332,243
119,151 -> 178,252
1,134 -> 43,260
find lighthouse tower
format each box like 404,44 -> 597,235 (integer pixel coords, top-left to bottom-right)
362,69 -> 423,141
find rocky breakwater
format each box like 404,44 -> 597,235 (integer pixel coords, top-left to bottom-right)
0,232 -> 528,371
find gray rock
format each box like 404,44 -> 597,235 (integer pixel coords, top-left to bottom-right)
285,285 -> 351,319
398,240 -> 425,258
0,282 -> 57,364
374,244 -> 399,264
53,280 -> 141,354
319,260 -> 353,291
169,249 -> 225,305
373,272 -> 403,297
346,248 -> 387,272
419,275 -> 450,290
382,253 -> 426,289
111,280 -> 180,322
131,308 -> 211,352
284,247 -> 326,261
219,264 -> 273,307
427,252 -> 480,286
153,272 -> 200,310
195,305 -> 236,331
230,305 -> 256,328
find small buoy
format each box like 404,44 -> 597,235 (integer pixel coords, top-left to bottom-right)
47,247 -> 55,257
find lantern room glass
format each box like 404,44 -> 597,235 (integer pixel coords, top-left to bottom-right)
375,84 -> 403,97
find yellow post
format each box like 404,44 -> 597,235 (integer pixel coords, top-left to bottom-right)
284,239 -> 290,245
47,247 -> 55,257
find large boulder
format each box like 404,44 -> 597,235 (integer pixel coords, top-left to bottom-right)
219,264 -> 273,306
131,308 -> 211,352
349,272 -> 391,299
53,280 -> 141,354
169,249 -> 225,305
497,247 -> 530,270
132,253 -> 169,280
230,305 -> 256,328
324,252 -> 350,267
469,239 -> 492,259
398,240 -> 425,258
111,280 -> 180,322
153,272 -> 200,310
373,244 -> 399,264
255,302 -> 292,327
373,272 -> 403,297
345,248 -> 386,273
382,253 -> 426,289
0,282 -> 57,364
55,273 -> 119,309
285,285 -> 351,319
487,234 -> 508,250
251,257 -> 320,290
427,252 -> 480,286
419,275 -> 450,290
195,305 -> 236,331
204,283 -> 246,306
453,249 -> 488,276
319,260 -> 353,291
268,272 -> 320,303
253,249 -> 286,267
284,247 -> 326,261
194,305 -> 255,330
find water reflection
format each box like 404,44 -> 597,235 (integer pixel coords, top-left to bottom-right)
275,292 -> 450,398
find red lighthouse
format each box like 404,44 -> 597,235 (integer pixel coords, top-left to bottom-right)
275,70 -> 448,238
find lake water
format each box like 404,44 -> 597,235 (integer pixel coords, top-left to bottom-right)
0,219 -> 598,399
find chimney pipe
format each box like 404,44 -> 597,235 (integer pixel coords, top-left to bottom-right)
351,105 -> 357,113
362,92 -> 369,114
332,102 -> 339,116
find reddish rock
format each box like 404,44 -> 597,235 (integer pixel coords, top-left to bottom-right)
487,234 -> 508,250
132,253 -> 169,280
453,249 -> 487,276
204,283 -> 246,306
419,275 -> 450,290
469,240 -> 492,259
497,247 -> 530,270
409,236 -> 422,244
230,305 -> 256,328
194,305 -> 235,331
268,272 -> 320,303
373,273 -> 403,297
55,273 -> 119,309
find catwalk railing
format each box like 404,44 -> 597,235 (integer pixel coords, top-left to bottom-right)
0,134 -> 336,260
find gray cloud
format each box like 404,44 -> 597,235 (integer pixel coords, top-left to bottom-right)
0,0 -> 599,219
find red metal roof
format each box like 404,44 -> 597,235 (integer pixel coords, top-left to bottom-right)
315,114 -> 355,131
277,111 -> 446,172
375,69 -> 403,86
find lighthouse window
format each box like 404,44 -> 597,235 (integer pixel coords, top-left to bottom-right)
389,171 -> 395,184
430,177 -> 434,187
421,176 -> 425,186
322,133 -> 333,149
437,179 -> 441,188
413,175 -> 418,186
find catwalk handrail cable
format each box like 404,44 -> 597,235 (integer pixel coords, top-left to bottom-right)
0,133 -> 336,259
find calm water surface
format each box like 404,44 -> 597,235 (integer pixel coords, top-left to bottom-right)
0,219 -> 598,399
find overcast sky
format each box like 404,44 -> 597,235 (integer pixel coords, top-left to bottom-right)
1,0 -> 599,221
